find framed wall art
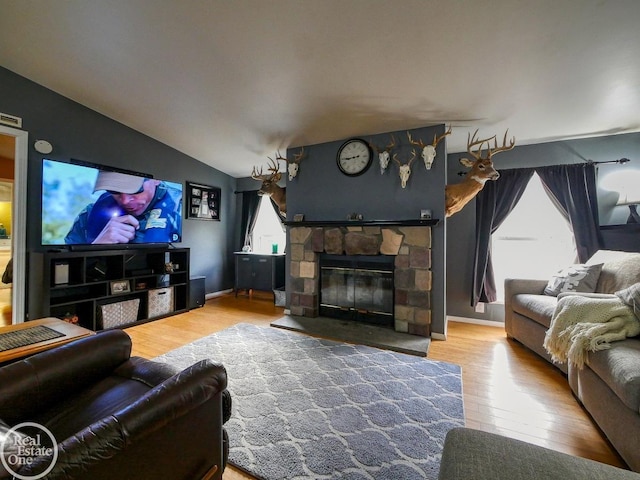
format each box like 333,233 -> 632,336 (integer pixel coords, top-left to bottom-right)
186,182 -> 221,220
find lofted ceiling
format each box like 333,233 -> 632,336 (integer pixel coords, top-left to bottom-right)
1,0 -> 639,178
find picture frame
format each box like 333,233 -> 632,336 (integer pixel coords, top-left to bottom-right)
186,181 -> 221,220
110,280 -> 131,295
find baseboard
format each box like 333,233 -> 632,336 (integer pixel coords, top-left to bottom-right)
447,315 -> 504,328
205,289 -> 233,300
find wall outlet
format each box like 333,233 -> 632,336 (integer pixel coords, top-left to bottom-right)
474,302 -> 485,313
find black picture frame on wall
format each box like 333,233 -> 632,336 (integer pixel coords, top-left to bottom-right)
186,182 -> 220,221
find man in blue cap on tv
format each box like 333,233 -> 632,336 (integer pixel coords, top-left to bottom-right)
65,171 -> 182,245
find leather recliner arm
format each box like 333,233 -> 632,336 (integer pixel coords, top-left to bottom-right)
115,358 -> 228,437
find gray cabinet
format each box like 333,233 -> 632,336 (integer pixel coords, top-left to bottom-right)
234,253 -> 285,295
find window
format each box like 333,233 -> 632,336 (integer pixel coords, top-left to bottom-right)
491,173 -> 576,301
251,196 -> 286,254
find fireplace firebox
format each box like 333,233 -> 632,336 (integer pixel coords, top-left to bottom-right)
320,254 -> 394,327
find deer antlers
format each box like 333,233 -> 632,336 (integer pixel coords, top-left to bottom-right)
267,148 -> 305,181
466,129 -> 516,160
251,157 -> 282,182
369,135 -> 397,174
393,150 -> 417,188
407,125 -> 452,169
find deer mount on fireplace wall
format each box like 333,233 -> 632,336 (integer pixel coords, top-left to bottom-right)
251,156 -> 286,217
393,149 -> 417,188
445,129 -> 516,217
275,147 -> 305,181
369,135 -> 397,174
407,125 -> 452,170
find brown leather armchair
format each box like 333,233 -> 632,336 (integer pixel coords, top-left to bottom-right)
0,329 -> 230,480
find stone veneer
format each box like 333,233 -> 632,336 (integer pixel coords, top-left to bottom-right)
288,225 -> 432,337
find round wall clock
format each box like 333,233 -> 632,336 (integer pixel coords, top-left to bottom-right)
336,138 -> 373,176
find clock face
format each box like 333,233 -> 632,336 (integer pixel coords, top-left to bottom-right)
337,139 -> 372,176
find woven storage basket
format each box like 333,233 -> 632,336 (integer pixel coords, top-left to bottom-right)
98,298 -> 140,329
148,287 -> 174,318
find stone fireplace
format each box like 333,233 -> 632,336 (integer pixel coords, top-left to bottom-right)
287,221 -> 434,337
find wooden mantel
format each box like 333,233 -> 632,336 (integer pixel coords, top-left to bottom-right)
283,219 -> 440,227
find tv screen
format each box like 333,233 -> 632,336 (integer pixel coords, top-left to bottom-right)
42,159 -> 183,246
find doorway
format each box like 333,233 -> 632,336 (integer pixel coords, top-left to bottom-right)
0,126 -> 27,325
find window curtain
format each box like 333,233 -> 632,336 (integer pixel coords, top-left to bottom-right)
472,162 -> 602,306
535,163 -> 601,262
269,195 -> 286,231
472,168 -> 535,305
240,190 -> 261,250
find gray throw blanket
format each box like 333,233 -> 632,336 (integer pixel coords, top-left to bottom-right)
543,285 -> 640,369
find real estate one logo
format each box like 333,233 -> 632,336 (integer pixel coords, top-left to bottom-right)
0,422 -> 58,480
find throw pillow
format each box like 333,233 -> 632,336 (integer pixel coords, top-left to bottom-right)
544,263 -> 603,296
616,282 -> 640,321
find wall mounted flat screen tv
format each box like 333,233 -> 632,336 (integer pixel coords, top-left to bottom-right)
41,158 -> 183,246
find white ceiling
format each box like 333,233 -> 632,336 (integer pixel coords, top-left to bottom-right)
1,0 -> 639,178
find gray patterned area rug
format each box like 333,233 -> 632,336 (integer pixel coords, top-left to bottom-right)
154,323 -> 464,480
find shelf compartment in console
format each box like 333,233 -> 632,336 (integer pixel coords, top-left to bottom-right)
50,283 -> 108,306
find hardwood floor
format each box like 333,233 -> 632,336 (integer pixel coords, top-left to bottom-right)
126,293 -> 627,479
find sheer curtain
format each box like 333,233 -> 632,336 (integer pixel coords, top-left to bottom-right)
472,163 -> 602,306
239,191 -> 261,250
269,196 -> 286,231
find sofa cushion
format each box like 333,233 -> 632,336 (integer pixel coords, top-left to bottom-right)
587,250 -> 640,294
512,294 -> 558,329
586,338 -> 640,412
438,427 -> 640,480
543,263 -> 603,296
616,282 -> 640,321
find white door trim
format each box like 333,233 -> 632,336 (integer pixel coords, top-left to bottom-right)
0,125 -> 27,324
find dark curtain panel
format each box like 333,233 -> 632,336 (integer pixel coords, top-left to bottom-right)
472,168 -> 535,305
535,163 -> 602,262
240,190 -> 261,250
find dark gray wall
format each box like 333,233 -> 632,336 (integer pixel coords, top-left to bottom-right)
0,66 -> 237,314
446,131 -> 640,323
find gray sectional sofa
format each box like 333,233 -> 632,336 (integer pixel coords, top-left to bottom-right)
438,427 -> 640,480
504,250 -> 640,472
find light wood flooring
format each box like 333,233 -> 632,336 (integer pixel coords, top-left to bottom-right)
126,292 -> 627,479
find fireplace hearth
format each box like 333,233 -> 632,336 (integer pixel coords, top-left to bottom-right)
320,254 -> 394,327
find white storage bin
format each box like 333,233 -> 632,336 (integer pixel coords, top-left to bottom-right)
148,287 -> 174,318
98,298 -> 140,329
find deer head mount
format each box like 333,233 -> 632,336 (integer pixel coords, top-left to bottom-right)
276,147 -> 305,181
393,149 -> 417,188
252,157 -> 286,217
444,129 -> 516,217
407,125 -> 452,170
369,135 -> 397,174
